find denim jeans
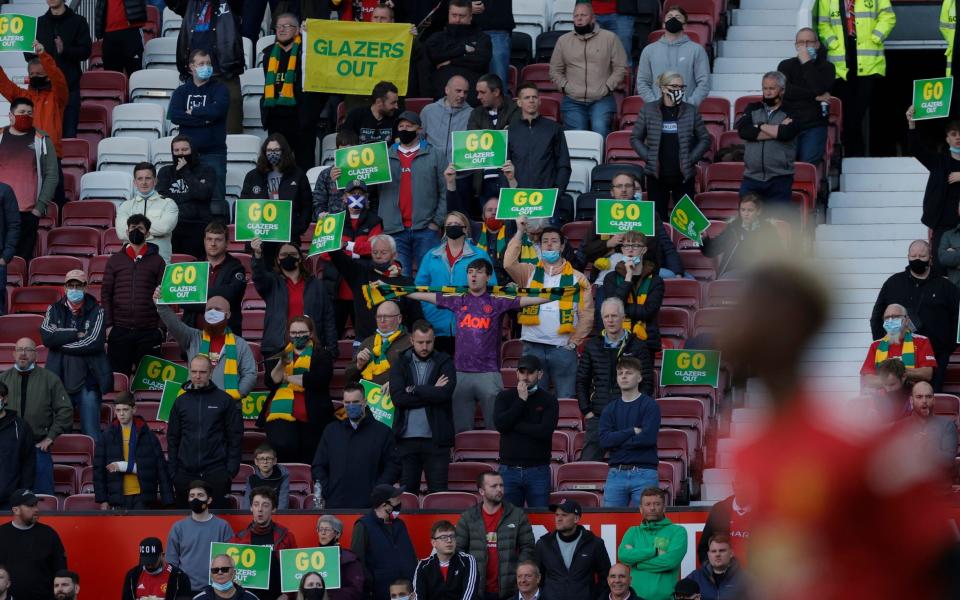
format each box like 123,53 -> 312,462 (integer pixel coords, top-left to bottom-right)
739,174 -> 794,204
71,387 -> 102,443
198,151 -> 227,217
595,14 -> 634,65
35,447 -> 54,495
521,341 -> 578,398
394,228 -> 439,277
795,125 -> 828,165
499,464 -> 551,507
561,95 -> 616,140
486,30 -> 511,90
602,467 -> 659,507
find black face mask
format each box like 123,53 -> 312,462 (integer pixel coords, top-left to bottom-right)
909,259 -> 929,275
29,76 -> 49,89
397,129 -> 418,145
446,23 -> 470,34
762,96 -> 780,107
373,260 -> 393,272
574,23 -> 594,35
445,224 -> 465,240
302,589 -> 326,600
279,256 -> 299,272
176,152 -> 194,164
189,498 -> 208,514
128,229 -> 146,245
664,17 -> 684,33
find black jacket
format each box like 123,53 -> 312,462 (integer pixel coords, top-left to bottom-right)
259,42 -> 326,129
473,0 -> 515,30
911,129 -> 960,231
122,563 -> 193,600
311,415 -> 400,509
700,218 -> 784,278
95,0 -> 146,37
241,167 -> 313,238
328,255 -> 423,340
181,253 -> 247,335
603,269 -> 665,352
467,100 -> 520,131
40,294 -> 112,394
581,221 -> 684,278
413,551 -> 480,600
0,182 -> 19,263
576,331 -> 654,415
0,411 -> 34,509
192,584 -> 259,600
165,0 -> 245,78
869,269 -> 960,358
494,387 -> 559,467
94,416 -> 174,506
424,24 -> 492,100
353,511 -> 418,600
389,347 -> 457,447
157,160 -> 216,223
503,115 -> 572,192
35,7 -> 91,91
166,381 -> 243,478
535,526 -> 611,600
777,53 -> 836,129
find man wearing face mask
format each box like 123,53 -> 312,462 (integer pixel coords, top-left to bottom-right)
473,197 -> 517,284
157,135 -> 216,260
166,483 -> 234,594
424,0 -> 492,103
861,303 -> 936,390
346,301 -> 412,387
350,485 -> 417,600
315,515 -> 366,600
191,555 -> 259,600
117,162 -> 180,262
777,28 -> 836,165
636,6 -> 710,107
0,41 -> 68,160
122,537 -> 193,600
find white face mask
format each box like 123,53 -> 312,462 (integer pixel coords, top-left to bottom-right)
204,309 -> 226,325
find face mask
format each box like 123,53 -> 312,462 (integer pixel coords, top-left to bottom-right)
177,152 -> 194,163
908,259 -> 929,274
279,256 -> 299,272
347,194 -> 367,210
266,151 -> 282,165
13,114 -> 32,131
664,17 -> 683,33
145,562 -> 165,575
527,384 -> 538,393
195,65 -> 213,80
189,498 -> 208,514
631,255 -> 642,265
666,88 -> 684,104
211,580 -> 234,592
397,129 -> 418,145
763,96 -> 780,107
345,403 -> 364,420
292,335 -> 310,350
137,187 -> 155,199
807,47 -> 817,60
950,147 -> 960,155
128,229 -> 146,245
66,289 -> 84,303
574,23 -> 594,35
0,397 -> 6,411
445,224 -> 465,240
484,217 -> 504,230
29,76 -> 49,89
302,590 -> 326,600
541,249 -> 561,263
204,309 -> 226,326
13,362 -> 34,372
390,508 -> 401,520
882,318 -> 903,334
373,260 -> 393,272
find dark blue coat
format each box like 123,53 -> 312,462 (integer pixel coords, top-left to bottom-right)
685,560 -> 747,600
40,294 -> 112,394
93,416 -> 174,506
355,511 -> 417,600
0,182 -> 19,263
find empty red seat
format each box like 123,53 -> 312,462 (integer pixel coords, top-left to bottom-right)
47,227 -> 101,256
604,130 -> 642,165
618,95 -> 645,130
695,191 -> 740,220
0,314 -> 45,342
679,250 -> 717,280
448,461 -> 495,492
61,201 -> 117,229
6,256 -> 26,287
717,130 -> 742,152
662,279 -> 701,310
548,490 -> 601,508
86,255 -> 111,285
519,63 -> 559,92
50,434 -> 96,466
539,96 -> 561,123
560,221 -> 590,250
62,137 -> 93,172
242,282 -> 265,311
282,463 -> 313,495
703,162 -> 745,192
37,493 -> 59,511
10,286 -> 63,314
705,279 -> 743,307
241,431 -> 267,463
243,311 -> 266,343
397,491 -> 420,511
658,428 -> 691,477
557,398 -> 583,430
552,430 -> 571,462
38,203 -> 59,230
62,494 -> 100,511
453,431 -> 501,463
501,339 -> 523,369
935,393 -> 960,421
78,104 -> 109,153
28,256 -> 86,287
698,97 -> 731,130
658,306 -> 691,342
692,306 -> 733,338
658,396 -> 707,449
231,464 -> 255,494
80,70 -> 128,113
501,367 -> 518,389
421,491 -> 480,510
78,465 -> 94,493
556,462 -> 609,492
53,464 -> 79,496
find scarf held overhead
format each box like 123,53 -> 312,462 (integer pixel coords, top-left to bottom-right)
875,331 -> 915,368
264,36 -> 300,107
198,330 -> 241,399
267,342 -> 313,422
362,283 -> 580,311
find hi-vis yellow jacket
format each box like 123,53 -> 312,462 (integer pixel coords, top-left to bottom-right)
942,0 -> 957,76
816,0 -> 897,80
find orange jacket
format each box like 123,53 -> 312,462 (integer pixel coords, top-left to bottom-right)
0,52 -> 68,157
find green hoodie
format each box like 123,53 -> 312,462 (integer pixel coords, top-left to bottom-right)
617,516 -> 688,600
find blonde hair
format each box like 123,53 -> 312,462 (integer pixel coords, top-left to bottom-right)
657,71 -> 683,88
444,210 -> 470,230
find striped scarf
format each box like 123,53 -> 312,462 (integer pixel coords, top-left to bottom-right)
477,225 -> 507,259
622,276 -> 652,340
362,283 -> 579,309
875,331 -> 915,368
198,330 -> 240,399
517,261 -> 580,334
266,342 -> 313,422
520,234 -> 540,264
361,328 -> 404,380
263,36 -> 299,107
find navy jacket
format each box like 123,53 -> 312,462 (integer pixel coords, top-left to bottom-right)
353,511 -> 418,600
40,294 -> 112,394
94,416 -> 174,506
685,560 -> 747,600
598,393 -> 661,469
311,415 -> 400,509
0,182 -> 19,263
168,79 -> 229,154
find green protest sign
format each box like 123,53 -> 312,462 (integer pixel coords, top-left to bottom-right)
913,77 -> 954,120
335,142 -> 392,189
361,379 -> 394,427
659,349 -> 721,387
496,188 -> 558,220
157,379 -> 184,422
279,547 -> 342,592
131,355 -> 190,392
158,262 -> 209,305
669,195 -> 711,244
234,200 -> 293,242
595,199 -> 656,236
0,15 -> 37,52
307,211 -> 346,257
241,391 -> 269,420
210,543 -> 272,590
451,130 -> 508,171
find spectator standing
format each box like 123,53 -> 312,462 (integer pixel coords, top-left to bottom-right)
0,182 -> 18,316
192,554 -> 259,600
474,0 -> 514,87
700,193 -> 784,278
816,0 -> 895,156
351,485 -> 418,600
504,220 -> 594,398
165,480 -> 234,593
736,72 -> 800,207
777,28 -> 836,165
40,269 -> 111,443
167,355 -> 243,508
903,381 -> 958,468
607,562 -> 643,600
313,130 -> 358,218
636,6 -> 710,106
413,519 -> 480,600
157,136 -> 216,260
117,162 -> 180,262
576,297 -> 654,462
535,499 -> 611,600
241,444 -> 290,510
0,489 -> 67,600
0,384 -> 34,511
469,75 -> 519,205
455,471 -> 536,600
178,222 -> 246,335
387,321 -> 456,494
346,302 -> 411,386
502,82 -> 572,195
592,0 -> 637,67
36,0 -> 92,139
230,486 -> 298,600
93,392 -> 174,509
0,98 -> 57,263
102,213 -> 166,375
421,75 -> 472,163
121,537 -> 193,600
424,0 -> 492,102
168,49 -> 230,218
342,82 -> 399,145
95,0 -> 146,74
310,382 -> 400,509
617,488 -> 687,600
860,304 -> 936,387
602,232 -> 665,357
684,534 -> 746,600
378,111 -> 446,277
600,356 -> 661,507
0,42 -> 68,161
549,2 -> 627,140
630,71 -> 710,221
315,514 -> 366,600
697,478 -> 753,565
0,339 -> 72,496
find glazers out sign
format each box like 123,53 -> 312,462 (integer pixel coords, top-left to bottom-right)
303,21 -> 413,95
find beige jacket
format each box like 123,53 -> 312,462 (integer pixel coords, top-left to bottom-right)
549,26 -> 628,103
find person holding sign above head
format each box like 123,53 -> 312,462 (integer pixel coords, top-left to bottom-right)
0,41 -> 68,161
350,485 -> 417,600
121,536 -> 193,600
314,131 -> 359,218
157,135 -> 217,261
36,0 -> 92,140
423,0 -> 492,103
165,480 -> 234,594
629,71 -> 710,222
315,514 -> 366,600
179,222 -> 246,336
502,83 -> 572,204
700,193 -> 783,279
412,519 -> 480,600
470,74 -> 521,203
230,486 -> 299,600
116,162 -> 180,262
601,232 -> 664,357
93,391 -> 173,510
346,301 -> 412,386
191,554 -> 259,600
295,572 -> 329,600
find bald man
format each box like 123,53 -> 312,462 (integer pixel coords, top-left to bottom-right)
0,337 -> 72,495
345,301 -> 413,386
860,302 -> 936,389
421,74 -> 473,163
869,239 -> 960,391
608,563 -> 643,600
905,381 -> 958,467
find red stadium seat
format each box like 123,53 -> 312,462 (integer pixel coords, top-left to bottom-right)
556,462 -> 609,491
50,434 -> 96,466
241,431 -> 267,463
717,130 -> 742,152
692,306 -> 733,338
101,228 -> 123,254
28,256 -> 86,286
658,428 -> 691,477
242,282 -> 265,311
63,138 -> 92,172
678,250 -> 717,280
10,286 -> 63,314
694,191 -> 739,220
552,430 -> 571,462
53,464 -> 79,496
398,492 -> 420,511
282,463 -> 313,495
618,95 -> 645,130
78,104 -> 109,155
539,96 -> 561,122
703,162 -> 745,192
501,339 -> 523,369
705,279 -> 743,307
557,398 -> 583,430
62,494 -> 100,511
658,397 -> 707,449
604,130 -> 643,165
38,202 -> 59,230
519,63 -> 560,94
421,491 -> 480,510
448,461 -> 495,492
659,461 -> 679,503
87,255 -> 111,285
453,431 -> 501,463
143,5 -> 160,41
658,306 -> 692,342
501,367 -> 518,389
0,314 -> 44,342
560,221 -> 590,249
243,311 -> 266,343
935,394 -> 960,422
548,490 -> 601,508
231,464 -> 255,494
80,71 -> 127,132
734,95 -> 763,123
403,98 -> 432,115
699,97 -> 731,130
226,225 -> 247,253
103,372 -> 130,403
47,227 -> 102,256
61,201 -> 117,229
662,279 -> 701,310
37,494 -> 59,511
79,466 -> 94,493
6,256 -> 25,287
792,162 -> 818,230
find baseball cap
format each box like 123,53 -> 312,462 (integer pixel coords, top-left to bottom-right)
346,180 -> 368,193
370,484 -> 402,507
516,354 -> 542,372
64,269 -> 87,284
397,110 -> 421,127
548,498 -> 582,517
139,537 -> 163,565
10,488 -> 38,506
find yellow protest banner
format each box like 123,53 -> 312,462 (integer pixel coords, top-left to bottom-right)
303,20 -> 412,95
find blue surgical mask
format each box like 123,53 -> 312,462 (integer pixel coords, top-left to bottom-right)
345,403 -> 364,420
950,147 -> 960,155
541,250 -> 561,263
66,289 -> 84,303
883,318 -> 903,334
807,47 -> 817,60
631,256 -> 642,265
527,384 -> 538,393
211,580 -> 234,592
196,65 -> 213,81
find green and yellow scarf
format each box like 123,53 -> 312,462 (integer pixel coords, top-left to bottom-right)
517,261 -> 580,334
362,283 -> 579,309
520,234 -> 540,264
361,328 -> 404,380
477,225 -> 507,258
267,342 -> 313,422
875,331 -> 915,368
622,276 -> 652,340
198,330 -> 241,400
263,36 -> 300,107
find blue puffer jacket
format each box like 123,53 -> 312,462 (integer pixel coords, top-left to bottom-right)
414,239 -> 496,337
684,559 -> 746,600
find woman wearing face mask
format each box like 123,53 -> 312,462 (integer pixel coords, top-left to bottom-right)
157,135 -> 217,260
260,316 -> 334,464
296,572 -> 329,600
413,210 -> 497,355
602,232 -> 665,356
314,515 -> 366,600
241,133 -> 314,267
630,71 -> 710,222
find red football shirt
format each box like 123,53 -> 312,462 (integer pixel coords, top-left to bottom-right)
397,147 -> 418,228
859,334 -> 937,375
135,564 -> 174,598
482,505 -> 502,593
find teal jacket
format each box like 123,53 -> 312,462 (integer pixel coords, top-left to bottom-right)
618,517 -> 688,600
414,239 -> 497,337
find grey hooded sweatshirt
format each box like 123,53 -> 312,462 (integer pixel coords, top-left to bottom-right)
420,97 -> 472,163
636,33 -> 711,106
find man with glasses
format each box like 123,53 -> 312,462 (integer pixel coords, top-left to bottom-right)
315,514 -> 366,598
0,338 -> 71,495
347,302 -> 412,386
191,555 -> 258,600
351,484 -> 417,600
777,28 -> 836,165
241,444 -> 290,510
166,481 -> 234,594
413,520 -> 479,599
861,303 -> 937,389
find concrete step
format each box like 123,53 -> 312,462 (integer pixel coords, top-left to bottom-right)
732,9 -> 797,26
801,361 -> 863,378
815,223 -> 929,241
801,375 -> 861,392
820,318 -> 872,333
815,240 -> 916,259
731,407 -> 767,422
819,272 -> 896,288
830,288 -> 883,304
842,157 -> 928,174
828,302 -> 874,319
808,332 -> 873,349
725,25 -> 798,41
741,0 -> 802,10
717,40 -> 796,58
812,347 -> 872,362
821,258 -> 905,273
710,73 -> 764,92
713,57 -> 783,74
828,206 -> 924,225
840,173 -> 929,191
827,191 -> 924,208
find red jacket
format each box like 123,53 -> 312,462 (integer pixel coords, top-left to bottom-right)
230,521 -> 298,550
0,52 -> 68,157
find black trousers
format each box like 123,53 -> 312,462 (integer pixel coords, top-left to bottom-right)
646,175 -> 696,223
334,298 -> 354,340
114,494 -> 148,510
15,211 -> 37,262
397,438 -> 449,494
107,326 -> 163,376
265,418 -> 325,464
171,221 -> 208,260
63,88 -> 81,139
834,74 -> 879,157
102,28 -> 143,75
264,106 -> 319,172
173,468 -> 232,509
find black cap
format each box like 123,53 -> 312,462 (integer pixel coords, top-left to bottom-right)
397,110 -> 421,127
516,354 -> 542,372
346,179 -> 368,192
9,488 -> 37,506
370,484 -> 402,507
673,579 -> 701,597
139,537 -> 163,565
548,498 -> 582,516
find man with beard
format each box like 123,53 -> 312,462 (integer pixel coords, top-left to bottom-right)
342,82 -> 399,145
535,500 -> 610,600
901,381 -> 958,468
617,488 -> 686,600
315,515 -> 366,600
861,303 -> 937,389
52,571 -> 78,600
121,537 -> 192,600
0,489 -> 67,600
165,481 -> 233,594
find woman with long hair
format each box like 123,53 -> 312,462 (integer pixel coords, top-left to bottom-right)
296,571 -> 329,600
